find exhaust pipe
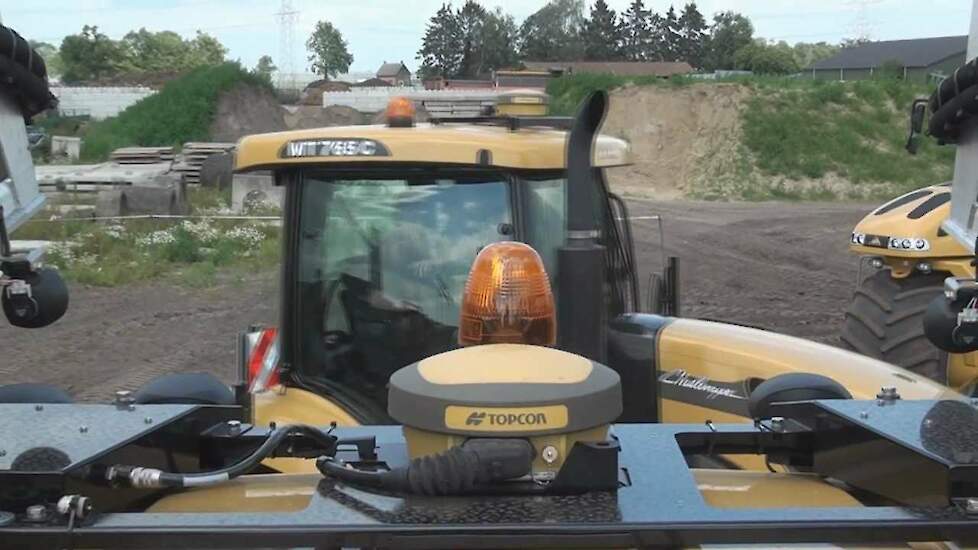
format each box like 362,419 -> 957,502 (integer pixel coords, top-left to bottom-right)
557,91 -> 608,362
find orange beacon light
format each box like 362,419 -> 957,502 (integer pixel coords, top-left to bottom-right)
458,242 -> 557,347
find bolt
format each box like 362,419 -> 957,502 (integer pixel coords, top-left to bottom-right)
144,417 -> 153,424
859,411 -> 869,419
770,417 -> 785,431
227,420 -> 241,434
967,498 -> 978,514
79,426 -> 88,434
876,386 -> 900,403
34,404 -> 43,411
127,403 -> 136,412
541,445 -> 559,464
25,505 -> 47,522
114,390 -> 132,404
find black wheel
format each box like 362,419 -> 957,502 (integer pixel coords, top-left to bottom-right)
841,269 -> 948,383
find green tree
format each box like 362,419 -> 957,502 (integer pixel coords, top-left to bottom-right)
477,7 -> 520,75
189,31 -> 227,66
518,0 -> 586,61
621,0 -> 652,61
28,40 -> 64,77
306,20 -> 353,79
677,2 -> 707,67
791,41 -> 840,69
702,11 -> 753,71
457,0 -> 487,77
734,40 -> 799,74
253,55 -> 277,83
117,29 -> 226,74
582,0 -> 623,61
417,3 -> 464,79
648,12 -> 668,61
59,25 -> 126,83
662,6 -> 682,61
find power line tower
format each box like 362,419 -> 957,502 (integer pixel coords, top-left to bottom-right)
846,0 -> 882,42
275,0 -> 300,93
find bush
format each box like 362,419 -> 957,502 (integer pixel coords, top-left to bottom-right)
80,62 -> 270,161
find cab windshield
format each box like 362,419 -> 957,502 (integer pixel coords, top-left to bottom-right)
294,170 -> 514,406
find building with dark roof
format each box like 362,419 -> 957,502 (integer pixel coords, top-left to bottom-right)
521,61 -> 693,78
809,35 -> 966,82
376,62 -> 411,86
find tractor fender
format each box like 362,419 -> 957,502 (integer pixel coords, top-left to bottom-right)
849,184 -> 971,277
655,318 -> 950,425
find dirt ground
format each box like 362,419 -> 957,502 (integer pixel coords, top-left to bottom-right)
0,200 -> 873,400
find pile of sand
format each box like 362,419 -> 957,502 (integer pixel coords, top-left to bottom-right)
208,85 -> 288,142
603,83 -> 749,199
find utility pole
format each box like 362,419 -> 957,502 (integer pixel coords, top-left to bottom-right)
275,0 -> 299,94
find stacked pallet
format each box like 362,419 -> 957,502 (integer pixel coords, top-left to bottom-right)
172,142 -> 235,184
110,146 -> 175,164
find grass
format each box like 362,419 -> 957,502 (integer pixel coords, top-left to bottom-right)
738,77 -> 954,195
548,73 -> 955,200
13,187 -> 281,287
80,62 -> 270,162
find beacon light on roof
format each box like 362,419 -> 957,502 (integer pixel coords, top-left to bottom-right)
386,96 -> 416,128
459,241 -> 556,347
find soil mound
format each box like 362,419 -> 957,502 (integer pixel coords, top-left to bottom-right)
209,84 -> 287,142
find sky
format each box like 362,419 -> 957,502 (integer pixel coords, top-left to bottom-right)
0,0 -> 973,74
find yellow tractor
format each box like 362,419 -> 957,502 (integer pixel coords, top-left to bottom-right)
0,90 -> 974,550
844,51 -> 978,389
224,91 -> 944,459
23,87 -> 925,474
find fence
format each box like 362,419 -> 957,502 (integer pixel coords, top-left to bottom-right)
51,86 -> 157,119
323,87 -> 503,113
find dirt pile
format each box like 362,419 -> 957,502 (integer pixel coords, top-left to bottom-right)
283,104 -> 367,129
603,83 -> 749,199
208,84 -> 288,142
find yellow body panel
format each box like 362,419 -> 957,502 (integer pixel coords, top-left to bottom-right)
234,123 -> 631,172
849,185 -> 965,267
657,318 -> 949,425
253,386 -> 361,474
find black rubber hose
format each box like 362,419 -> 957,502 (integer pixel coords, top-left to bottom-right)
317,438 -> 535,496
929,83 -> 978,142
109,424 -> 336,488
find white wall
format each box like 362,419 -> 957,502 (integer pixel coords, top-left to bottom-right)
51,86 -> 156,119
323,87 -> 501,112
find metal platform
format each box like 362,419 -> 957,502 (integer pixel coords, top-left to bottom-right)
1,399 -> 977,548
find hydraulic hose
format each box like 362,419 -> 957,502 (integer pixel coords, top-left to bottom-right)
106,424 -> 335,489
317,438 -> 535,496
927,57 -> 978,142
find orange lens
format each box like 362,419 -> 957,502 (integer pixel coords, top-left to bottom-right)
459,242 -> 556,347
386,96 -> 415,127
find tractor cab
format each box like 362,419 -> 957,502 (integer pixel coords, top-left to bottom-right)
236,91 -> 646,422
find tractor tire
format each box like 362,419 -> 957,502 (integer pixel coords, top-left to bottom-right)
841,270 -> 948,383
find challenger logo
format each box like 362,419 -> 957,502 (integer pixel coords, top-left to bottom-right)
446,405 -> 568,432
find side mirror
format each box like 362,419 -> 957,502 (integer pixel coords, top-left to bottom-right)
0,206 -> 69,328
906,99 -> 928,155
647,256 -> 680,315
2,267 -> 69,328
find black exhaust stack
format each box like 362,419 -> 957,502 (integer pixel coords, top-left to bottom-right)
557,91 -> 608,362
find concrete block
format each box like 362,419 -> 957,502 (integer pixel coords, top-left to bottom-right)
231,174 -> 282,213
95,182 -> 188,218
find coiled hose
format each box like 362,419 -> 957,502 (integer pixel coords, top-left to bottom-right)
928,57 -> 978,143
107,424 -> 335,488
